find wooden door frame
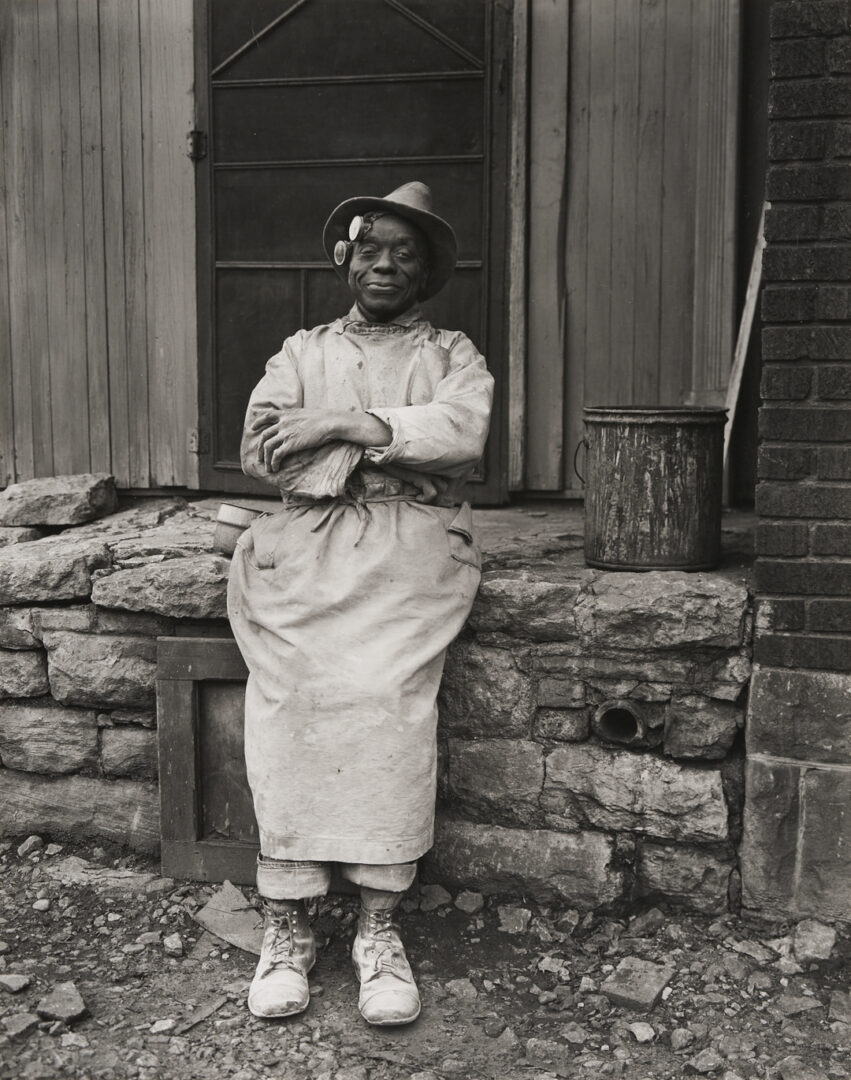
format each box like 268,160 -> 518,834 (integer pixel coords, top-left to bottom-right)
192,0 -> 518,503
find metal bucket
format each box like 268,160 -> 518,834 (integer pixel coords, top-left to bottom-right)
581,406 -> 726,571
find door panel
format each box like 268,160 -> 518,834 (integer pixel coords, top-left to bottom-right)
197,0 -> 509,502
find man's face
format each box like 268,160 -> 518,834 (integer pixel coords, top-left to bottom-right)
347,214 -> 430,322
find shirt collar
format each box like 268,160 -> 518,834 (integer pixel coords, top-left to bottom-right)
335,304 -> 424,333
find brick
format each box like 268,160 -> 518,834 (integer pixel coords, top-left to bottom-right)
822,205 -> 851,238
768,118 -> 829,157
818,366 -> 851,398
537,676 -> 586,709
761,284 -> 819,321
754,632 -> 851,671
767,164 -> 851,201
763,245 -> 851,281
826,36 -> 851,72
808,598 -> 851,631
765,205 -> 822,242
755,597 -> 807,632
812,523 -> 851,553
766,205 -> 851,242
818,445 -> 851,479
769,78 -> 851,119
835,120 -> 851,154
740,758 -> 801,914
770,2 -> 851,38
758,482 -> 851,519
755,558 -> 851,594
762,326 -> 851,360
757,445 -> 815,480
748,665 -> 851,763
760,363 -> 814,399
759,406 -> 851,441
533,708 -> 590,743
756,521 -> 810,556
797,769 -> 851,919
817,284 -> 851,317
770,38 -> 826,78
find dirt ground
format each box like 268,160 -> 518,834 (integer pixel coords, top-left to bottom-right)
1,836 -> 848,1080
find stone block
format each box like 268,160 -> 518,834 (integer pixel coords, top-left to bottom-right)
542,744 -> 728,843
0,701 -> 98,774
0,649 -> 49,697
797,768 -> 851,921
446,738 -> 544,820
0,535 -> 112,604
0,473 -> 117,526
0,608 -> 38,649
705,652 -> 753,700
104,511 -> 216,565
64,498 -> 186,538
98,708 -> 156,729
537,676 -> 585,708
439,640 -> 534,737
533,646 -> 695,691
425,815 -> 624,907
600,956 -> 675,1011
469,570 -> 583,640
747,665 -> 851,765
32,605 -> 96,633
91,555 -> 229,619
740,758 -> 801,914
533,708 -> 590,743
101,726 -> 158,779
635,842 -> 735,915
43,632 -> 157,708
664,695 -> 742,760
0,768 -> 160,852
573,572 -> 748,649
0,526 -> 43,548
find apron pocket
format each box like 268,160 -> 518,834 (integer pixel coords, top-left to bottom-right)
446,502 -> 481,570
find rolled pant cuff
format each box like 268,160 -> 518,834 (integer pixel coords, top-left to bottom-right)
256,856 -> 331,900
340,861 -> 418,892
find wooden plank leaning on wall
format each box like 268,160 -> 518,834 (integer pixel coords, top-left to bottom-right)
141,0 -> 199,489
525,0 -> 569,492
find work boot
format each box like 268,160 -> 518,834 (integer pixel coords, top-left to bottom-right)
352,889 -> 421,1026
248,898 -> 315,1018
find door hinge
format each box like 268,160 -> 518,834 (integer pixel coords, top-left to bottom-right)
186,130 -> 208,161
188,429 -> 210,454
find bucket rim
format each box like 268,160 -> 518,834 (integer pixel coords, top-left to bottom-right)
582,405 -> 727,423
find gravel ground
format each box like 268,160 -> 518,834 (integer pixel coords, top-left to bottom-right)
0,835 -> 848,1080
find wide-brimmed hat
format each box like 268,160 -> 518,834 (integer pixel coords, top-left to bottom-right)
322,181 -> 457,300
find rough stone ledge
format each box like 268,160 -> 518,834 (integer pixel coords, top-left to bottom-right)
424,814 -> 625,908
0,473 -> 118,527
0,768 -> 159,852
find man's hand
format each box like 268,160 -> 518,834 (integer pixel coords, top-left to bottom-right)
250,408 -> 392,472
250,409 -> 340,472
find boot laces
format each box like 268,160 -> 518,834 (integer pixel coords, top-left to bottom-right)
263,907 -> 301,972
363,910 -> 407,979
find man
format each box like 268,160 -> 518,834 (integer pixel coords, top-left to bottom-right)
227,182 -> 493,1025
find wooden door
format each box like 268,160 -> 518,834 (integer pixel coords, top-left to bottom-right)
195,0 -> 511,503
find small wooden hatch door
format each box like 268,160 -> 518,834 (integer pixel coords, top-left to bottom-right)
195,0 -> 511,503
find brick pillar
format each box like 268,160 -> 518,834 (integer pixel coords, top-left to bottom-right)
741,0 -> 851,920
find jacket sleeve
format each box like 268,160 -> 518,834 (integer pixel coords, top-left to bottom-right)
362,331 -> 494,478
240,333 -> 306,483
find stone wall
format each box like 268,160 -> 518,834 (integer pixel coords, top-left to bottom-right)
742,0 -> 851,922
0,479 -> 754,914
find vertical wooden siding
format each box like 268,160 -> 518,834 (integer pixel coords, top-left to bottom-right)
527,0 -> 740,494
0,0 -> 197,490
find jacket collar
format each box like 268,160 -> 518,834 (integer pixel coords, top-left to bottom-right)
334,304 -> 424,333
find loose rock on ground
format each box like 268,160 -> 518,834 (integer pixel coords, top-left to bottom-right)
0,835 -> 848,1080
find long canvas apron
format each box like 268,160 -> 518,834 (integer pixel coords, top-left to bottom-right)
227,496 -> 480,863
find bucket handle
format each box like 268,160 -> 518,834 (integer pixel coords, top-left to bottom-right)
573,438 -> 587,486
